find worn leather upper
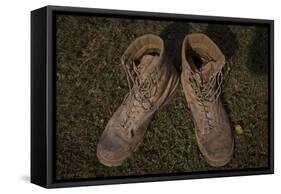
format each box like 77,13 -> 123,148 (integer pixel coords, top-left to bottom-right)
181,33 -> 233,167
97,34 -> 179,166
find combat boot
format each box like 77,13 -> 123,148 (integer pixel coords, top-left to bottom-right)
97,34 -> 179,167
181,33 -> 234,167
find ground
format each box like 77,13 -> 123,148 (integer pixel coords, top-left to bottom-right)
55,14 -> 269,180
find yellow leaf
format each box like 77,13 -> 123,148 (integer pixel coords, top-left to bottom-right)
235,124 -> 243,135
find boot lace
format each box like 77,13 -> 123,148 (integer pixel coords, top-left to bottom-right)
119,55 -> 159,137
188,66 -> 223,133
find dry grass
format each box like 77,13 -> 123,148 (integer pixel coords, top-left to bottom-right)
55,15 -> 269,180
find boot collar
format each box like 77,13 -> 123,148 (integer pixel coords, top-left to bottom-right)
182,33 -> 225,78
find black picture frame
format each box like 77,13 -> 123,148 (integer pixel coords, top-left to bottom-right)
31,5 -> 274,188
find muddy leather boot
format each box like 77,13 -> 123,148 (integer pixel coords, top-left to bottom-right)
181,33 -> 234,167
97,34 -> 179,167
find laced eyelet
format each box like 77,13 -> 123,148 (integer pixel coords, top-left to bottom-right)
188,68 -> 224,131
120,56 -> 159,128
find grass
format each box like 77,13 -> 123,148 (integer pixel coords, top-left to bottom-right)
55,15 -> 269,180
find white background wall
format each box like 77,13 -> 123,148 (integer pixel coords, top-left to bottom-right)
0,0 -> 279,193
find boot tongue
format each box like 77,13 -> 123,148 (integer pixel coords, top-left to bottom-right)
199,61 -> 218,83
136,54 -> 159,76
131,54 -> 159,108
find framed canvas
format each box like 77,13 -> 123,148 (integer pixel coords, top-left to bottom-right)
31,5 -> 274,188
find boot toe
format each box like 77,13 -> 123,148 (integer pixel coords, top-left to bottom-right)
201,136 -> 234,167
97,131 -> 130,167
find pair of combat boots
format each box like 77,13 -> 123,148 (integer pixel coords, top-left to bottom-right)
96,33 -> 234,167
